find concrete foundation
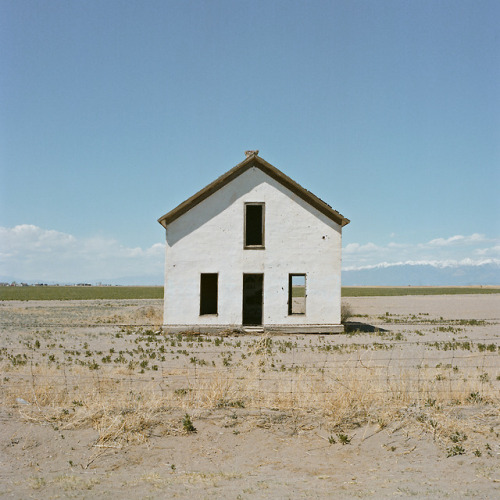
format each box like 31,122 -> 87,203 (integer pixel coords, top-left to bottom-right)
161,324 -> 344,334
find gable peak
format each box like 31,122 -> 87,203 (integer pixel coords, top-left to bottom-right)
158,153 -> 350,229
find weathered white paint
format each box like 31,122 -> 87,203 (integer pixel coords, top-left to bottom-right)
162,167 -> 343,332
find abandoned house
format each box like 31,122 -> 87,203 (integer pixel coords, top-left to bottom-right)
158,151 -> 350,333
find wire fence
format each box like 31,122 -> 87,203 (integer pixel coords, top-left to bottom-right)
2,321 -> 499,411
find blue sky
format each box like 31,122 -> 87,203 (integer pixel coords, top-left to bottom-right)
1,0 -> 499,283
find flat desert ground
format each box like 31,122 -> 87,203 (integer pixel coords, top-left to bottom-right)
0,294 -> 499,499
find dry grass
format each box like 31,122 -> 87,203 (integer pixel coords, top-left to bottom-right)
341,301 -> 353,323
96,305 -> 163,327
2,350 -> 498,451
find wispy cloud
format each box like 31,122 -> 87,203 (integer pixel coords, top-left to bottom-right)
0,225 -> 164,282
343,258 -> 500,272
426,233 -> 486,247
343,233 -> 500,271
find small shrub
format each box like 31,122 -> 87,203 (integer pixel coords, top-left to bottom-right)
450,431 -> 467,443
467,392 -> 483,404
337,433 -> 351,445
447,445 -> 465,457
182,413 -> 196,433
341,302 -> 353,324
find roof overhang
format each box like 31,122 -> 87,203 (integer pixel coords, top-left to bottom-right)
158,154 -> 350,229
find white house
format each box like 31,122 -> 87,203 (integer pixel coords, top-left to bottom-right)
158,151 -> 350,333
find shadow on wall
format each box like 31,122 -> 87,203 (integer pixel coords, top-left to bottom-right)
164,175 -> 261,247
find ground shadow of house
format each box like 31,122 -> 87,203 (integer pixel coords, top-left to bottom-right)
343,321 -> 388,334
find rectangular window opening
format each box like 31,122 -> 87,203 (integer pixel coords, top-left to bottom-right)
200,273 -> 218,315
288,274 -> 306,315
244,203 -> 265,247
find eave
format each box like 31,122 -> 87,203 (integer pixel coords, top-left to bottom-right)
158,154 -> 350,229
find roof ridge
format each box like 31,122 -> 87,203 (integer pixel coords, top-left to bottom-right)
158,155 -> 350,228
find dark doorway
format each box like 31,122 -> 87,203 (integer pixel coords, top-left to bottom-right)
242,274 -> 263,325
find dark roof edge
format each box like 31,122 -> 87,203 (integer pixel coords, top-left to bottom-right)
252,155 -> 350,227
158,154 -> 350,228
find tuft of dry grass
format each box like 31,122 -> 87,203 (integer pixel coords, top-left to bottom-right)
341,301 -> 353,324
96,305 -> 163,327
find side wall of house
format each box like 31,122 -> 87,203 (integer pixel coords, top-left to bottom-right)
163,167 -> 342,329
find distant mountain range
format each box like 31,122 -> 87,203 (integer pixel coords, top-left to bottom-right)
342,262 -> 500,286
3,262 -> 499,287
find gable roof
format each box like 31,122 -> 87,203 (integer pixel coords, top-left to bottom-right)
158,153 -> 350,228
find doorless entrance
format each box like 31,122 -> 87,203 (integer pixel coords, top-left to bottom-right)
242,274 -> 263,325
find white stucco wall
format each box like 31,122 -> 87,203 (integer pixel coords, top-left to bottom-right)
163,167 -> 343,330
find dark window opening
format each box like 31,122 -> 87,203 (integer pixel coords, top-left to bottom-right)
200,273 -> 218,315
245,203 -> 264,247
288,274 -> 306,315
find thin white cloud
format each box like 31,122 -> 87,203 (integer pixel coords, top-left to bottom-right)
342,233 -> 500,271
474,245 -> 500,257
0,225 -> 164,282
343,258 -> 500,272
344,242 -> 381,253
426,233 -> 486,247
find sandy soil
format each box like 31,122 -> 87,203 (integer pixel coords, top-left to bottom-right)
1,294 -> 499,499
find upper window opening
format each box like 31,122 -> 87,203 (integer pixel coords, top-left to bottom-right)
244,203 -> 265,248
200,273 -> 218,315
288,274 -> 306,315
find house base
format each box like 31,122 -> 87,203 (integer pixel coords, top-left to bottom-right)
161,324 -> 344,334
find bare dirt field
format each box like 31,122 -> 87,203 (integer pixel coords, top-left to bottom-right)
1,295 -> 499,499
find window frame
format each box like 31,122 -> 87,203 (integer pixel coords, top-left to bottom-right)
244,202 -> 265,249
199,273 -> 218,316
288,273 -> 306,315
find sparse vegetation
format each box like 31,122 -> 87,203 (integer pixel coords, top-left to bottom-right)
0,294 -> 498,497
2,320 -> 497,450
